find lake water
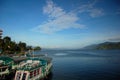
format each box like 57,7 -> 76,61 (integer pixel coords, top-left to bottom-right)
36,49 -> 120,80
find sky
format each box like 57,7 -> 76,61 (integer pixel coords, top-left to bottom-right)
0,0 -> 120,49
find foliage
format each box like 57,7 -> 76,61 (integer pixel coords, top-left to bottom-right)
0,36 -> 41,54
96,42 -> 120,50
34,46 -> 41,51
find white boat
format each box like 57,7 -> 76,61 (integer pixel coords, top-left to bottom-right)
14,57 -> 52,80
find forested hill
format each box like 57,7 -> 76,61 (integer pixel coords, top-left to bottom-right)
84,42 -> 120,50
96,42 -> 120,50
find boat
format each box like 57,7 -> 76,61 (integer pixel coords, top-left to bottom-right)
14,56 -> 52,80
0,56 -> 27,80
0,61 -> 10,79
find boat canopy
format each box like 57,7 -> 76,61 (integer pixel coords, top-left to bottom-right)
0,56 -> 13,65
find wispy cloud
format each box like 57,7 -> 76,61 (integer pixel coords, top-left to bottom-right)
32,0 -> 104,34
78,0 -> 104,17
33,0 -> 85,34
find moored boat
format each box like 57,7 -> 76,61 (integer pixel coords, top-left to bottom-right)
0,56 -> 27,80
14,57 -> 52,80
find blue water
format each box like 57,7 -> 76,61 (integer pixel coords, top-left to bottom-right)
36,49 -> 120,80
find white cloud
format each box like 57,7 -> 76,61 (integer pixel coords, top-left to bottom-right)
33,0 -> 85,34
78,0 -> 104,17
43,0 -> 65,18
32,0 -> 104,34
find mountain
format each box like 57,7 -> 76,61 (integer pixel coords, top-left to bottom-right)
83,42 -> 120,50
83,44 -> 98,49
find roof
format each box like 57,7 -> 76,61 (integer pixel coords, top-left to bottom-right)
0,56 -> 13,65
17,57 -> 52,71
0,56 -> 28,64
28,55 -> 52,63
11,57 -> 27,63
37,56 -> 52,63
18,59 -> 46,71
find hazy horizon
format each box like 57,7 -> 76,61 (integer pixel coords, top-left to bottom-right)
0,0 -> 120,49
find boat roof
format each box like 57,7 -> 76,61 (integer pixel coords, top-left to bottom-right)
0,56 -> 28,64
37,56 -> 52,64
27,54 -> 52,63
0,56 -> 13,65
11,57 -> 27,63
17,57 -> 52,71
18,59 -> 45,71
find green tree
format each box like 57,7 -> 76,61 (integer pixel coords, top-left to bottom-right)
0,39 -> 3,48
26,46 -> 32,50
2,36 -> 11,53
18,41 -> 27,52
9,41 -> 17,53
0,35 -> 42,54
0,39 -> 3,53
34,46 -> 41,51
3,36 -> 11,43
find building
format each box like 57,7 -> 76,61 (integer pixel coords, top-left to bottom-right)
0,29 -> 3,39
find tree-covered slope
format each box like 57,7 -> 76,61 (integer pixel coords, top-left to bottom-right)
84,42 -> 120,50
96,42 -> 120,50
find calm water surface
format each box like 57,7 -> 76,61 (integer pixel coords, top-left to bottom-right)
37,50 -> 120,80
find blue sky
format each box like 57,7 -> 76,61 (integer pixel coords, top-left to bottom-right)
0,0 -> 120,49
